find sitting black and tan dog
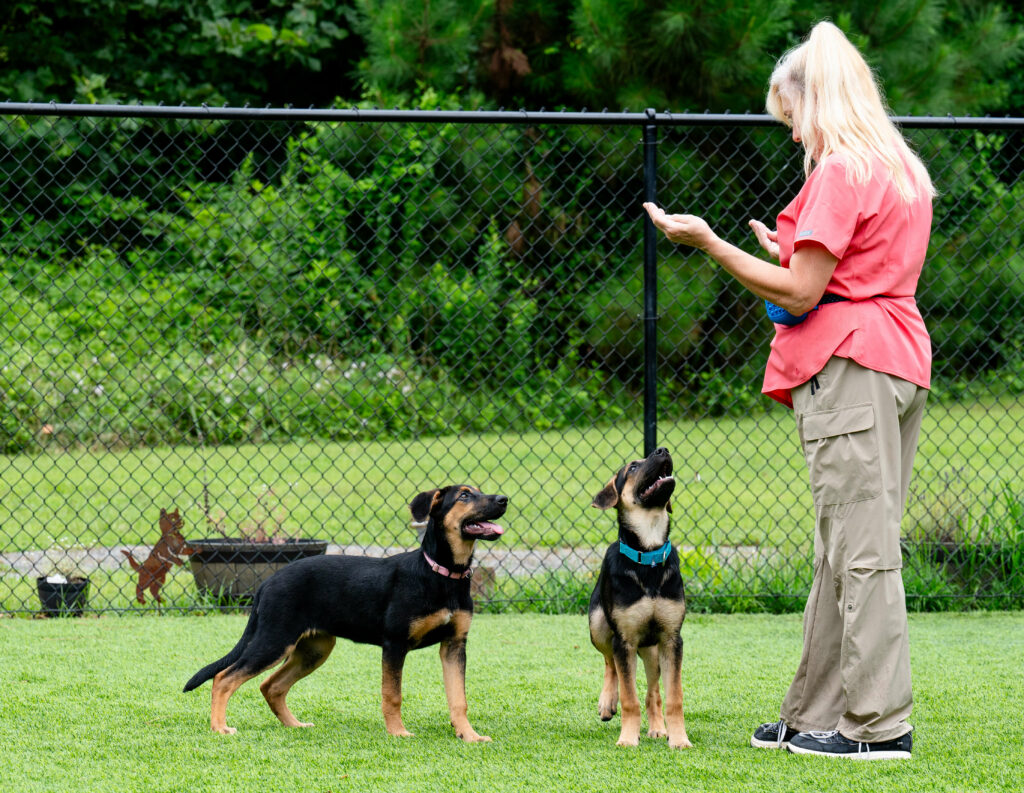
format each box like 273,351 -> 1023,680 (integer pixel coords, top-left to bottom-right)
588,447 -> 692,749
183,485 -> 508,741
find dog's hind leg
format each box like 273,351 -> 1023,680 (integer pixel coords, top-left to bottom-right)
589,608 -> 619,720
439,612 -> 490,743
639,645 -> 666,738
659,633 -> 692,749
210,641 -> 287,734
210,666 -> 260,735
260,633 -> 336,728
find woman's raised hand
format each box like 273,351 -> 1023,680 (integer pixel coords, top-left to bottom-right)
642,203 -> 718,250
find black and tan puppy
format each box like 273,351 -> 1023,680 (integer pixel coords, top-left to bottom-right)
183,485 -> 507,741
588,447 -> 692,749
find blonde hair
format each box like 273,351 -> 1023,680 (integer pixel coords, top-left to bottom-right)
766,21 -> 935,203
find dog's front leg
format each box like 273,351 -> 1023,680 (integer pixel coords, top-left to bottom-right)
612,636 -> 642,747
660,633 -> 692,749
440,622 -> 490,742
639,645 -> 666,738
381,643 -> 413,737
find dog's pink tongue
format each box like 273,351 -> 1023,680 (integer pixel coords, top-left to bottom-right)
477,522 -> 504,535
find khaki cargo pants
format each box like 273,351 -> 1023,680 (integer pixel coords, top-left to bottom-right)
779,356 -> 927,743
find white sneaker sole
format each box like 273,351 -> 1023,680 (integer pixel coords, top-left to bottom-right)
787,743 -> 911,760
750,736 -> 790,749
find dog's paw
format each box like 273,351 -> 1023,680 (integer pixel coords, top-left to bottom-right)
616,734 -> 640,748
214,725 -> 237,735
668,735 -> 693,750
461,732 -> 492,743
647,727 -> 668,739
387,729 -> 415,738
598,701 -> 618,721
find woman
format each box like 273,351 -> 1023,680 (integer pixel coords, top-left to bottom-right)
644,21 -> 933,760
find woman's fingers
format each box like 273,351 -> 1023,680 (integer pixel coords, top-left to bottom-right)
750,219 -> 777,242
644,203 -> 684,235
643,202 -> 675,228
643,203 -> 721,251
748,219 -> 780,259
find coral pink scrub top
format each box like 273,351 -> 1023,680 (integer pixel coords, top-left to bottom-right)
762,152 -> 933,408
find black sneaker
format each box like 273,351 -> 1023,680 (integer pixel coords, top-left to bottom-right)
788,729 -> 912,760
750,719 -> 799,749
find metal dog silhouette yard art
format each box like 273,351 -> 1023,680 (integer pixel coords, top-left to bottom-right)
122,508 -> 193,605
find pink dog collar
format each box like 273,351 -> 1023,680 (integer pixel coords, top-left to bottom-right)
422,551 -> 471,579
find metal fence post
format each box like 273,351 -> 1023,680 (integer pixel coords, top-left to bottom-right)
642,109 -> 658,455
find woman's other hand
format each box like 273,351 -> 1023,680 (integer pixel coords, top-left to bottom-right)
642,202 -> 717,250
748,219 -> 780,260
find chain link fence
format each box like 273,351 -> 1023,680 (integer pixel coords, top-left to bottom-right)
1,105 -> 1022,616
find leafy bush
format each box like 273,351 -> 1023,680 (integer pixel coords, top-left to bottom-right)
919,131 -> 1024,382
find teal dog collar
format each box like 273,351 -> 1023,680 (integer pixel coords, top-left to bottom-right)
618,540 -> 672,566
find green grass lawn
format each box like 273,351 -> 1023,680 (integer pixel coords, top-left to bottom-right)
1,611 -> 1021,793
3,398 -> 1022,554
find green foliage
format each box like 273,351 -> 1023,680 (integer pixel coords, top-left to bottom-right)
480,570 -> 596,614
687,551 -> 814,615
919,130 -> 1024,383
902,550 -> 966,612
349,0 -> 1024,115
0,114 -> 627,454
903,477 -> 1024,611
0,334 -> 620,454
0,0 -> 353,105
350,0 -> 491,96
562,0 -> 795,111
3,1 -> 1023,116
832,2 -> 1024,114
688,370 -> 765,419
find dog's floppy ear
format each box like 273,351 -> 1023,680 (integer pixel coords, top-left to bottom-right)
409,489 -> 443,523
591,477 -> 619,510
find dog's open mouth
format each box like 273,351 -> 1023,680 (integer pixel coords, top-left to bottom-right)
637,455 -> 675,506
641,475 -> 675,500
463,521 -> 505,539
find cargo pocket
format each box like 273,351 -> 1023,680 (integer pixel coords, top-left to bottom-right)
800,403 -> 880,506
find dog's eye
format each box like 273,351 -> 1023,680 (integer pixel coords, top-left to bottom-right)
628,463 -> 638,473
458,491 -> 470,501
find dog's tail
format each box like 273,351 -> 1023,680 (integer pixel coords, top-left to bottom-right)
121,549 -> 141,572
182,590 -> 262,693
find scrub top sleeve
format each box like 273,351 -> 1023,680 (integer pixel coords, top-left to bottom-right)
792,157 -> 859,261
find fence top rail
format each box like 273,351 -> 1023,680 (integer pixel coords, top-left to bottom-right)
3,101 -> 1024,129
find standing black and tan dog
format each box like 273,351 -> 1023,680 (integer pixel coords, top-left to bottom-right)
588,447 -> 692,749
183,485 -> 507,741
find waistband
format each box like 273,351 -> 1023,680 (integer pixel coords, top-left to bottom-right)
818,293 -> 848,305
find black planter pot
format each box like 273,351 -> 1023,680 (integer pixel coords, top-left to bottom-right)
37,577 -> 89,617
187,538 -> 328,604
